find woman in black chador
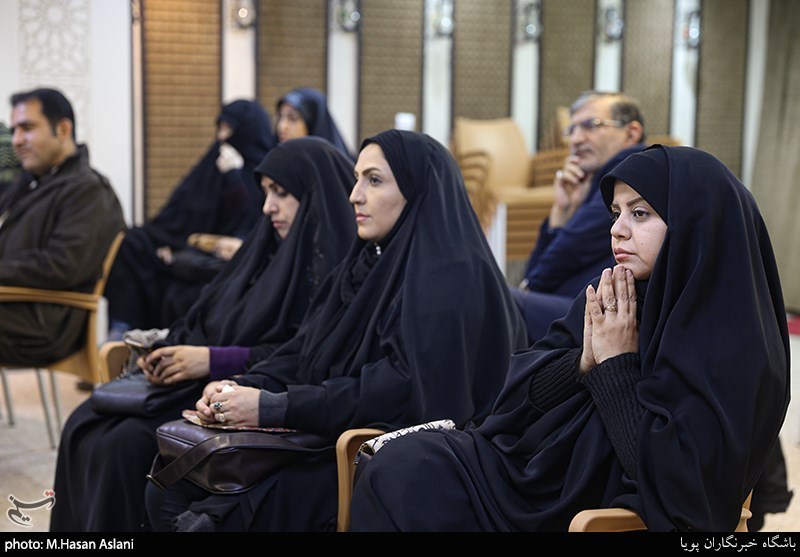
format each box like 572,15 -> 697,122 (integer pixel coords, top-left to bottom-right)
144,130 -> 528,532
50,137 -> 356,532
274,87 -> 353,161
104,99 -> 276,333
349,145 -> 791,532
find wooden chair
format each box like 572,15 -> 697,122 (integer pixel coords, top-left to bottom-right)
569,491 -> 753,532
335,427 -> 753,532
0,231 -> 125,448
454,149 -> 495,232
186,232 -> 236,253
450,117 -> 555,269
336,428 -> 386,532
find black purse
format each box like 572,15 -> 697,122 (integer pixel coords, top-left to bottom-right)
90,369 -> 204,418
147,416 -> 329,494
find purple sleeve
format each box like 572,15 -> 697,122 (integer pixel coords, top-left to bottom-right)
208,346 -> 251,381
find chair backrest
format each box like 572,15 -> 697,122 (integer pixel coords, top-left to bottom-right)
454,149 -> 495,232
529,147 -> 570,189
451,117 -> 531,191
50,230 -> 125,384
86,230 -> 125,381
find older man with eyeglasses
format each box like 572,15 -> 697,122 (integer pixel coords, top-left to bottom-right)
512,90 -> 645,345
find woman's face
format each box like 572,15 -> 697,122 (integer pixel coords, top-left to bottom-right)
261,176 -> 300,239
276,104 -> 309,143
217,120 -> 233,142
350,143 -> 407,244
609,181 -> 667,280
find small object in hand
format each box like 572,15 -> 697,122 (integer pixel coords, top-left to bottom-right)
212,401 -> 222,411
217,412 -> 226,423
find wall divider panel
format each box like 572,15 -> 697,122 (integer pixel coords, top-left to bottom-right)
256,0 -> 328,115
142,0 -> 221,219
358,0 -> 424,142
622,0 -> 674,140
695,0 -> 748,177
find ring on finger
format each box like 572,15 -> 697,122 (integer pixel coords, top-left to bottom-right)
605,304 -> 618,313
212,401 -> 222,411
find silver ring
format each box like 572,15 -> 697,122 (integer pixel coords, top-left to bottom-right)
212,401 -> 222,411
217,412 -> 226,423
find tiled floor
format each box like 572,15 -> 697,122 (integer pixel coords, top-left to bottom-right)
1,337 -> 798,533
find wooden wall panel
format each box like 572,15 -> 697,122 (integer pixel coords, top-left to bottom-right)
538,0 -> 595,147
622,0 -> 674,140
696,0 -> 748,177
452,0 -> 513,121
142,0 -> 221,219
256,0 -> 327,116
359,0 -> 424,141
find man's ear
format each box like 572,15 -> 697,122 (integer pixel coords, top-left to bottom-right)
55,117 -> 73,141
626,120 -> 644,144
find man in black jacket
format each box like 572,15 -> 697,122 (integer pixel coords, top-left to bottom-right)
0,87 -> 125,365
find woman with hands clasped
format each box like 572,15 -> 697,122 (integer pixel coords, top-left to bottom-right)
349,144 -> 790,532
50,137 -> 356,532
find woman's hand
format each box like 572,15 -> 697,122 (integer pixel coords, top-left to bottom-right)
156,246 -> 174,265
213,237 -> 243,260
141,345 -> 211,385
206,383 -> 261,428
196,380 -> 235,422
580,266 -> 638,374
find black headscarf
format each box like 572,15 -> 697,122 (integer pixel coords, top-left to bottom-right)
277,88 -> 354,161
469,144 -> 789,530
145,100 -> 276,248
237,130 -> 528,437
165,136 -> 356,363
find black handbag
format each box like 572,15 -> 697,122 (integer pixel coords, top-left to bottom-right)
90,370 -> 204,418
147,417 -> 329,495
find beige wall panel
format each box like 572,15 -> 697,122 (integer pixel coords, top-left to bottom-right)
452,0 -> 512,121
257,0 -> 327,116
359,0 -> 424,141
696,0 -> 747,177
622,0 -> 673,139
143,0 -> 221,219
538,0 -> 595,147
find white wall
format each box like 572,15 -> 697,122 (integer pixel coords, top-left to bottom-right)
0,0 -> 133,224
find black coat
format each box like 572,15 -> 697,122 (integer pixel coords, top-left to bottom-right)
0,144 -> 125,365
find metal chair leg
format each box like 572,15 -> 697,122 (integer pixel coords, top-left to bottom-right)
0,367 -> 14,426
34,369 -> 57,449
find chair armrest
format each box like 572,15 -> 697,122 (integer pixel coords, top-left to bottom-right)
187,233 -> 238,254
99,341 -> 130,382
336,428 -> 386,532
569,501 -> 752,532
0,285 -> 98,311
568,507 -> 647,532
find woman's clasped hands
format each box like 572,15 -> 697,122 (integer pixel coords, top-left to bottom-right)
580,265 -> 639,375
195,380 -> 261,427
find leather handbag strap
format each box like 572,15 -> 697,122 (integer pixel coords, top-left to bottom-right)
147,431 -> 316,490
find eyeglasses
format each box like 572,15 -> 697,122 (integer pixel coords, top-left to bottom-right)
562,118 -> 625,137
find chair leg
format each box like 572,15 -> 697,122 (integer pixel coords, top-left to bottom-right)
49,370 -> 63,434
34,369 -> 57,449
0,367 -> 14,426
